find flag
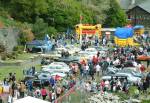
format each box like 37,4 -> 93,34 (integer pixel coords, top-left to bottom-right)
80,14 -> 83,23
80,14 -> 83,20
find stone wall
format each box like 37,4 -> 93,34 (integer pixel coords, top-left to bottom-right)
0,28 -> 20,53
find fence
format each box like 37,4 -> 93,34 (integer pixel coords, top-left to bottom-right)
55,80 -> 93,103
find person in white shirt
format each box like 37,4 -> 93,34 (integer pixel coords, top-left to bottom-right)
116,79 -> 122,91
8,94 -> 13,103
104,80 -> 110,92
34,88 -> 41,98
96,64 -> 101,77
132,61 -> 138,67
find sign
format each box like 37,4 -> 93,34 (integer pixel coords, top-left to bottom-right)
82,30 -> 96,34
105,32 -> 111,35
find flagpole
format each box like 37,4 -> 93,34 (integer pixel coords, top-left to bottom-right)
80,14 -> 82,24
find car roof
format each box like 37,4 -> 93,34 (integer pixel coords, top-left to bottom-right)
85,48 -> 96,50
115,72 -> 131,76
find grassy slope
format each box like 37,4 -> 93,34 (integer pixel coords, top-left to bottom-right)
0,64 -> 41,81
0,53 -> 41,81
0,16 -> 17,27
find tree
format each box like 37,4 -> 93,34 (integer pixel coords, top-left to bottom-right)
103,0 -> 127,27
10,0 -> 48,22
32,17 -> 57,39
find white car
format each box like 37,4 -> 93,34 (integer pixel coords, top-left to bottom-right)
78,51 -> 89,60
115,72 -> 141,83
102,72 -> 141,83
55,46 -> 67,54
85,48 -> 97,54
99,50 -> 107,57
42,62 -> 70,73
38,72 -> 51,80
66,45 -> 81,55
51,72 -> 67,78
78,48 -> 97,60
50,62 -> 70,68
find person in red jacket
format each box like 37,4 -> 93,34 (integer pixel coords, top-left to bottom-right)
41,87 -> 47,100
140,64 -> 146,72
92,56 -> 98,65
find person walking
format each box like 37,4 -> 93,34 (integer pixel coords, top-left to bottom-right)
41,87 -> 47,100
0,96 -> 3,103
34,88 -> 41,98
89,63 -> 95,80
19,82 -> 26,98
56,86 -> 61,98
96,64 -> 101,77
7,94 -> 13,103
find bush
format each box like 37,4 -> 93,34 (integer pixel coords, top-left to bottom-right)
0,43 -> 5,53
114,92 -> 129,101
12,51 -> 18,59
142,100 -> 150,103
0,7 -> 9,18
17,50 -> 23,54
1,53 -> 7,60
6,53 -> 14,59
13,46 -> 24,52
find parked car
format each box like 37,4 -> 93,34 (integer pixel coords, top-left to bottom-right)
85,48 -> 97,55
42,62 -> 71,73
38,72 -> 51,80
51,72 -> 67,79
78,48 -> 98,60
96,46 -> 109,51
32,79 -> 49,87
119,69 -> 144,78
115,72 -> 141,83
54,56 -> 79,64
65,45 -> 81,55
107,66 -> 120,73
55,46 -> 67,54
102,72 -> 141,83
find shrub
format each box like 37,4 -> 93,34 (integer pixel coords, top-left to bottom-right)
6,53 -> 14,59
0,43 -> 5,53
12,51 -> 18,58
142,100 -> 150,103
13,46 -> 24,52
1,53 -> 7,60
128,85 -> 138,98
114,92 -> 129,101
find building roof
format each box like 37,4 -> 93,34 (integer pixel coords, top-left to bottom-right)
119,0 -> 148,11
138,0 -> 150,13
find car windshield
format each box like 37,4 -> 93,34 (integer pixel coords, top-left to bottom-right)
51,62 -> 67,66
49,65 -> 62,69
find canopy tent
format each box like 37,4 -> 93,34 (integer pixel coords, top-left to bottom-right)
26,34 -> 53,52
133,25 -> 144,30
14,96 -> 51,103
114,27 -> 134,39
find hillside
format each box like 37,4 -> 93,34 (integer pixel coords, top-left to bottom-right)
0,0 -> 127,38
0,0 -> 127,54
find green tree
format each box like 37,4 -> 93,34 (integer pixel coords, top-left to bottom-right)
10,0 -> 48,22
32,17 -> 57,39
103,0 -> 127,27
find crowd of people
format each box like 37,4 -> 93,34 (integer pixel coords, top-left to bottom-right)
0,34 -> 150,103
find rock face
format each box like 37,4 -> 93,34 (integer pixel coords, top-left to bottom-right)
0,28 -> 19,53
89,92 -> 120,103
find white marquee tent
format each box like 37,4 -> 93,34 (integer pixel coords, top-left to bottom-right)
14,96 -> 51,103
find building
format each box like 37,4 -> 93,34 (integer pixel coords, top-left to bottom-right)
119,0 -> 150,32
